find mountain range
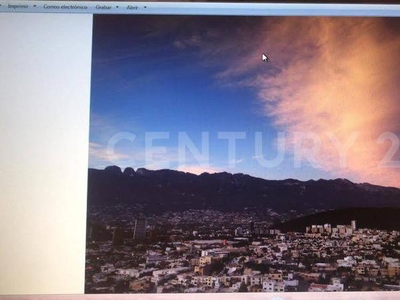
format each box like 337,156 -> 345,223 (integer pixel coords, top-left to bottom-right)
87,166 -> 400,215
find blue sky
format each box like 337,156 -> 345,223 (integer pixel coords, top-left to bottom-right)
89,15 -> 400,186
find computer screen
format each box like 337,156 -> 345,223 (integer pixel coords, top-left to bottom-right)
1,1 -> 400,299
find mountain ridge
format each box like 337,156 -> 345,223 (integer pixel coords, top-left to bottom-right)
87,166 -> 400,214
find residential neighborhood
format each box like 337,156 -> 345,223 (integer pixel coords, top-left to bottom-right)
85,207 -> 400,293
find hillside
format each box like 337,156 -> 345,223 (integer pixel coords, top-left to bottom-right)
274,207 -> 400,232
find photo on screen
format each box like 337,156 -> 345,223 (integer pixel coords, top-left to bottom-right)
85,14 -> 400,294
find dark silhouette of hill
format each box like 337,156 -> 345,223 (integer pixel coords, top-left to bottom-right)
87,166 -> 400,214
274,207 -> 400,232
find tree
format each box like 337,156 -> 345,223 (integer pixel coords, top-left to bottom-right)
114,280 -> 129,293
238,282 -> 248,292
209,260 -> 225,275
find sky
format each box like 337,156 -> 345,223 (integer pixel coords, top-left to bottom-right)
89,15 -> 400,187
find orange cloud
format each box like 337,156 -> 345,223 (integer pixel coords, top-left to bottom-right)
253,18 -> 400,186
226,18 -> 400,187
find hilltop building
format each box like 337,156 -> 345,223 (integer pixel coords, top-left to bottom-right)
306,220 -> 356,235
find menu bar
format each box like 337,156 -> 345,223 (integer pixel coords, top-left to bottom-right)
1,1 -> 400,16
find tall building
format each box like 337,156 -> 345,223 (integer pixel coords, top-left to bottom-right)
133,217 -> 147,240
351,220 -> 357,231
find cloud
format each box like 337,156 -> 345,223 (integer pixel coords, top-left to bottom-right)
177,164 -> 220,175
180,17 -> 400,186
89,142 -> 134,167
228,157 -> 245,166
215,17 -> 400,187
92,16 -> 400,187
90,137 -> 214,173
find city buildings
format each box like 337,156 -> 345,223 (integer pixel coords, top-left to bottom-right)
306,220 -> 357,236
86,208 -> 400,293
